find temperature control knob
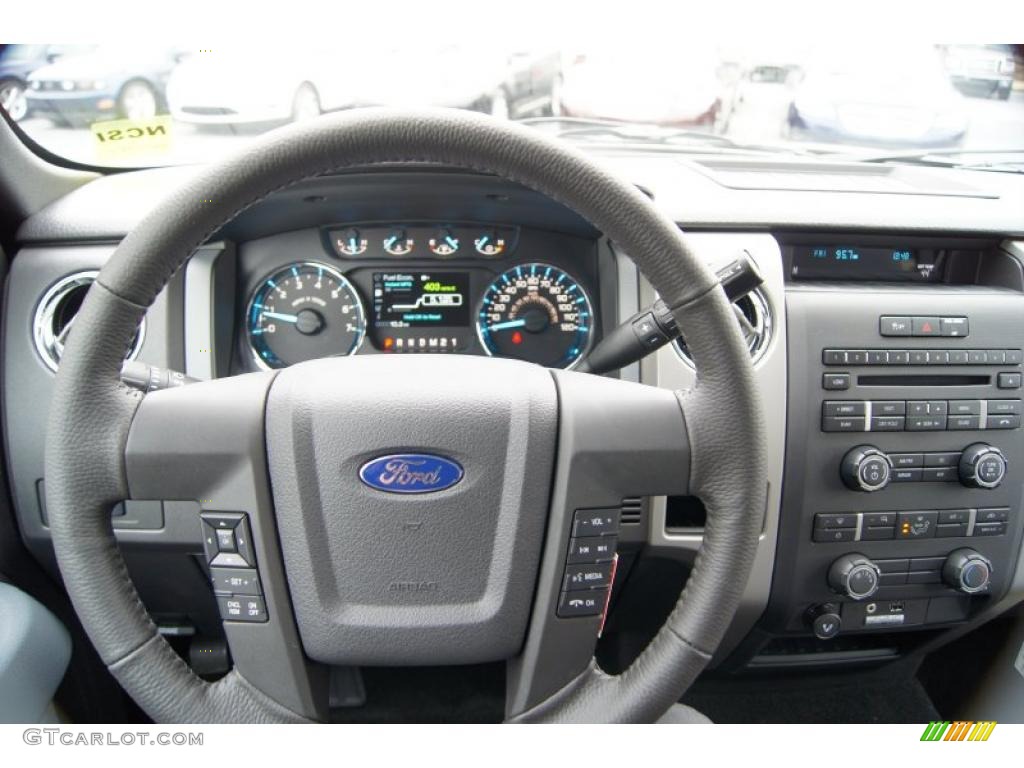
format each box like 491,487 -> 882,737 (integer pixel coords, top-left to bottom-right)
828,553 -> 881,600
958,443 -> 1007,489
840,445 -> 892,492
942,548 -> 993,594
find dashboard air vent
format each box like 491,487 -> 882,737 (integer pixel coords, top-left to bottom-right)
620,497 -> 643,526
33,271 -> 145,373
674,287 -> 772,367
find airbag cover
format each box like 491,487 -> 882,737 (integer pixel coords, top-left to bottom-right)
266,355 -> 557,665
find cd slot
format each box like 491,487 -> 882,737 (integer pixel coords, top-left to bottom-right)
858,374 -> 990,387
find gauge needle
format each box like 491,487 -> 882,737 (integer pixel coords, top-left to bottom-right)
262,311 -> 299,323
488,319 -> 527,332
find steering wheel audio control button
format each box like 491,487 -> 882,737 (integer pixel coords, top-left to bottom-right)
571,508 -> 621,537
557,590 -> 605,618
566,536 -> 617,564
563,563 -> 614,591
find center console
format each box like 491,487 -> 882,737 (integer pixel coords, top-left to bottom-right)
751,235 -> 1024,666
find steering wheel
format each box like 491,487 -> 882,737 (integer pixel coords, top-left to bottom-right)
44,109 -> 766,723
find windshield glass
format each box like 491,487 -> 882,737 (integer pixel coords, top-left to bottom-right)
1,41 -> 1020,169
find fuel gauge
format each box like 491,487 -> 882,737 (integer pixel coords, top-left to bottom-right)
474,230 -> 506,257
428,228 -> 460,257
383,229 -> 414,257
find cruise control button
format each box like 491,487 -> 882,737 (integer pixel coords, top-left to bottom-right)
217,595 -> 268,623
557,590 -> 606,617
567,536 -> 617,564
563,562 -> 614,591
210,567 -> 262,596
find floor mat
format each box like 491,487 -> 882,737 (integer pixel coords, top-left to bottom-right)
681,673 -> 940,724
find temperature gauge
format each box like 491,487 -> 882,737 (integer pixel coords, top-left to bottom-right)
334,227 -> 368,257
428,228 -> 460,257
383,229 -> 414,257
474,230 -> 506,257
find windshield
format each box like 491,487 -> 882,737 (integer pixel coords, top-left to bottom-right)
1,41 -> 1020,169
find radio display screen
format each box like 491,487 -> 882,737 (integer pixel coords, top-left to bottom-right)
372,271 -> 470,328
791,246 -> 940,282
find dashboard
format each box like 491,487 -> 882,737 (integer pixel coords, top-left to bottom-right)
4,157 -> 1024,714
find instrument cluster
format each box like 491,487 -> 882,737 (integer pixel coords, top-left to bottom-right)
243,223 -> 598,371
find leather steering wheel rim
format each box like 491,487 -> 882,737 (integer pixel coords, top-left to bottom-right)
44,108 -> 767,723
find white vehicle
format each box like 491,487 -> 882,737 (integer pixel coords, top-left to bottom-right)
167,49 -> 354,124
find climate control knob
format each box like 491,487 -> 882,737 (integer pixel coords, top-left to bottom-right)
942,548 -> 993,594
840,445 -> 892,492
828,553 -> 881,600
958,443 -> 1007,489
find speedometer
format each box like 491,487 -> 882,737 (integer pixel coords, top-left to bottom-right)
246,262 -> 365,369
476,263 -> 593,369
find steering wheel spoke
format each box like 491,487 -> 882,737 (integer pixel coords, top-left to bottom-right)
507,371 -> 690,717
125,372 -> 327,720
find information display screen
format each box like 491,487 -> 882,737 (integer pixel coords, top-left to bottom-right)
792,246 -> 939,282
372,272 -> 470,328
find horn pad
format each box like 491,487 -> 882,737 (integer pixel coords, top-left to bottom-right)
266,355 -> 557,665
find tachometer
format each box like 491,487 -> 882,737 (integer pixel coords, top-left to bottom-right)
246,262 -> 365,369
476,263 -> 592,369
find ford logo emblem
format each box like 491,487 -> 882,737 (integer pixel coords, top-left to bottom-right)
358,453 -> 464,494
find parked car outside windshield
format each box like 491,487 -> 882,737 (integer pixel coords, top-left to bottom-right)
1,42 -> 1021,168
